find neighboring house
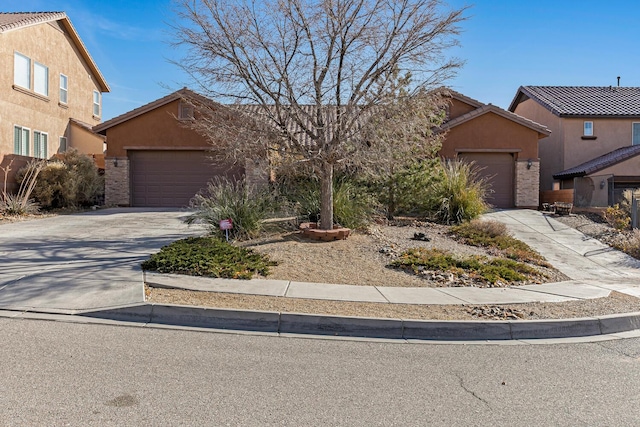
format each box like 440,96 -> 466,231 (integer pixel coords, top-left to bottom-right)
0,12 -> 109,190
439,90 -> 550,209
509,86 -> 640,206
94,88 -> 250,207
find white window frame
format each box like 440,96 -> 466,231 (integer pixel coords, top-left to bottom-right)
14,125 -> 30,156
93,90 -> 101,117
34,131 -> 48,159
60,74 -> 68,104
14,52 -> 31,89
34,61 -> 49,96
59,136 -> 68,153
583,121 -> 594,137
633,123 -> 640,146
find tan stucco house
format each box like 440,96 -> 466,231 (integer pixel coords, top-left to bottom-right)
440,90 -> 550,209
509,86 -> 640,206
0,12 -> 109,190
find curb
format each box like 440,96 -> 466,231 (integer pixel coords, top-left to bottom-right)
79,303 -> 640,341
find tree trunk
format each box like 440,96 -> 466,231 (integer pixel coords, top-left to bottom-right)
320,161 -> 334,230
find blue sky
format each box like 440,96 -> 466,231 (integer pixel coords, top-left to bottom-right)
5,0 -> 640,120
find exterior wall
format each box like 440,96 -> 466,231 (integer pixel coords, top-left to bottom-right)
562,117 -> 637,170
447,98 -> 477,121
440,112 -> 540,159
105,100 -> 209,157
515,160 -> 539,208
69,122 -> 105,155
0,20 -> 104,167
596,155 -> 640,176
104,158 -> 130,206
512,99 -> 560,191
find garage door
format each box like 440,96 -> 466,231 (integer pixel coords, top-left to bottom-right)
458,152 -> 514,209
130,150 -> 243,207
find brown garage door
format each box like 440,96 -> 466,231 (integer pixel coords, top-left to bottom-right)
458,152 -> 514,209
130,150 -> 243,207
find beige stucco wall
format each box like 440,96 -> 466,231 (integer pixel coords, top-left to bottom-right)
69,122 -> 105,154
0,20 -> 104,164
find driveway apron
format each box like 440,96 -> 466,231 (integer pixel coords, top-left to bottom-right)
0,208 -> 202,313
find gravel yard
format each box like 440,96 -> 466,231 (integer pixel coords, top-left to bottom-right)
147,214 -> 640,320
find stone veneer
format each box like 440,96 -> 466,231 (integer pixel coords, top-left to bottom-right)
515,160 -> 539,208
104,158 -> 130,206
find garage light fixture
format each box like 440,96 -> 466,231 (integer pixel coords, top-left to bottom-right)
113,158 -> 118,167
527,159 -> 532,170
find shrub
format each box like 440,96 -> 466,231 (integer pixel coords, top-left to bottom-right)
604,204 -> 630,230
277,174 -> 376,228
141,236 -> 277,279
187,177 -> 276,240
1,159 -> 44,216
390,247 -> 541,284
16,150 -> 103,209
426,160 -> 490,224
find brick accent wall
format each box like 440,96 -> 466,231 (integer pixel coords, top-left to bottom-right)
104,158 -> 130,206
515,160 -> 539,208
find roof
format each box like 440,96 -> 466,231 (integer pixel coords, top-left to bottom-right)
441,102 -> 551,137
0,12 -> 109,92
553,145 -> 640,179
69,118 -> 105,140
509,86 -> 640,117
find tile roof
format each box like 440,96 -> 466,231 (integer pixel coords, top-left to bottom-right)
0,12 -> 66,33
441,102 -> 551,137
553,145 -> 640,179
0,12 -> 109,92
509,86 -> 640,117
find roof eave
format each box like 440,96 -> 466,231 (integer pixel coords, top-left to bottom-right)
59,17 -> 109,92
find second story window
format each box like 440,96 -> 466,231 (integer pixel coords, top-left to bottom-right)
60,74 -> 68,104
34,62 -> 48,97
633,123 -> 640,146
583,121 -> 593,137
93,90 -> 101,117
14,52 -> 31,89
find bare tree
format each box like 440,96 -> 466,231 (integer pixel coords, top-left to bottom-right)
173,0 -> 467,229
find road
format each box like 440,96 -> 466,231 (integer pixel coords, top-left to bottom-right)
1,317 -> 640,426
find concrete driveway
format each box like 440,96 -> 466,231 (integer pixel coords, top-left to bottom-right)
0,208 -> 203,313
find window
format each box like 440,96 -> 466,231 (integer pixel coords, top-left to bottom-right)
93,90 -> 101,117
34,131 -> 48,159
13,126 -> 30,156
14,52 -> 31,89
633,123 -> 640,146
60,74 -> 68,104
34,62 -> 48,96
178,102 -> 194,119
59,136 -> 68,153
584,121 -> 593,136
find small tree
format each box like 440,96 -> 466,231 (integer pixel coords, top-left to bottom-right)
173,0 -> 467,229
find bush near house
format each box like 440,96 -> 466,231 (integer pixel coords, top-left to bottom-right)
15,150 -> 103,209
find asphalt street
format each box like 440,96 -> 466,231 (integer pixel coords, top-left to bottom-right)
2,317 -> 640,426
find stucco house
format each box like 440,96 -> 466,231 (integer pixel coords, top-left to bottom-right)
94,88 -> 252,207
440,90 -> 550,209
0,12 -> 109,190
509,86 -> 640,206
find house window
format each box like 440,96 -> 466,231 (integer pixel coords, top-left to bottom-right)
34,131 -> 48,159
633,123 -> 640,146
59,136 -> 68,153
60,74 -> 68,104
178,102 -> 194,119
14,52 -> 31,89
93,90 -> 101,117
13,126 -> 30,156
583,121 -> 593,136
34,62 -> 48,96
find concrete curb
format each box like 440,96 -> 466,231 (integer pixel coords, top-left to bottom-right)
78,303 -> 640,341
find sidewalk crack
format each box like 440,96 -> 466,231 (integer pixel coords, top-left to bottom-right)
455,373 -> 492,409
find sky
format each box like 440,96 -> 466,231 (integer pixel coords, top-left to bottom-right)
4,0 -> 640,121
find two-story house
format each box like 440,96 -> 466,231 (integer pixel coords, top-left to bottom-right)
0,12 -> 109,191
509,86 -> 640,206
